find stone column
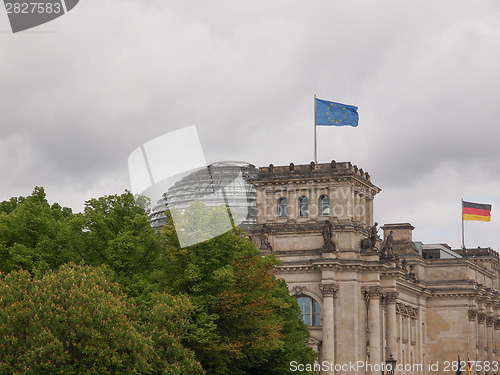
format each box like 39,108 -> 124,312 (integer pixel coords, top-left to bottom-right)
353,192 -> 360,223
385,292 -> 399,360
365,196 -> 374,227
358,194 -> 366,225
288,187 -> 297,219
495,319 -> 500,365
309,184 -> 317,218
367,286 -> 383,373
487,316 -> 494,371
320,283 -> 338,375
479,312 -> 487,375
469,310 -> 478,364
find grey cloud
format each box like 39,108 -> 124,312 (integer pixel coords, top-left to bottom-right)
1,0 -> 499,250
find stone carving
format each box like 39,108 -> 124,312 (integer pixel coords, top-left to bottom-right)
384,291 -> 399,304
310,161 -> 316,170
400,258 -> 408,272
293,285 -> 306,295
307,337 -> 321,352
330,160 -> 336,168
289,162 -> 295,171
396,303 -> 418,318
322,219 -> 336,251
268,164 -> 274,172
478,312 -> 487,323
362,222 -> 380,252
382,230 -> 395,258
487,316 -> 495,326
370,222 -> 379,249
319,283 -> 338,297
494,319 -> 500,330
259,224 -> 272,251
408,264 -> 416,279
468,309 -> 477,321
367,286 -> 382,298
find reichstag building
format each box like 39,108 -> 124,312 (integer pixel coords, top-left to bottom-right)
152,161 -> 500,375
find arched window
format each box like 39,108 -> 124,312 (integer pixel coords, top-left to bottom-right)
319,195 -> 330,216
299,196 -> 309,217
278,198 -> 288,218
297,296 -> 321,326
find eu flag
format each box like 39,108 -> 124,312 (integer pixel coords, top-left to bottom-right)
315,98 -> 358,127
456,355 -> 462,375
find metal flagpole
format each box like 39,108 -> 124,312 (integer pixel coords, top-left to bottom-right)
314,94 -> 317,163
462,198 -> 465,249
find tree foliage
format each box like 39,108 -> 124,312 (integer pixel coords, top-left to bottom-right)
0,264 -> 203,375
70,191 -> 162,302
0,187 -> 77,274
0,189 -> 317,374
158,204 -> 317,375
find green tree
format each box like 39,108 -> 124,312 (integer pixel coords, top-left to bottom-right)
71,191 -> 162,302
158,204 -> 317,375
0,187 -> 77,274
0,263 -> 204,374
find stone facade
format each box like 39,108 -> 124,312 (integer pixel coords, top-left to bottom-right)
250,161 -> 500,375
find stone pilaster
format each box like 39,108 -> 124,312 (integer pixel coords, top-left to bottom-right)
354,192 -> 360,223
479,312 -> 487,375
367,286 -> 382,370
320,283 -> 338,375
469,310 -> 478,363
487,316 -> 494,372
365,196 -> 374,227
494,319 -> 500,365
384,291 -> 399,361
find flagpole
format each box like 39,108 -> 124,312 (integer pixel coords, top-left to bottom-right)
462,198 -> 465,249
314,94 -> 317,163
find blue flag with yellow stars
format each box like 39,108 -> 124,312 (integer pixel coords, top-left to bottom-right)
315,98 -> 359,127
456,355 -> 462,375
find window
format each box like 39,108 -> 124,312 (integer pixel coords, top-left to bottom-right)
299,196 -> 309,217
278,198 -> 288,218
297,296 -> 320,326
319,195 -> 330,216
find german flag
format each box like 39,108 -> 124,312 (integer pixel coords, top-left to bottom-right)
467,357 -> 472,375
463,201 -> 492,222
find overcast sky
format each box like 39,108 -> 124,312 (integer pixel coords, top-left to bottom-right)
1,0 -> 499,251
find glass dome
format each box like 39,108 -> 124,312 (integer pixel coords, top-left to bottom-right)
150,161 -> 257,232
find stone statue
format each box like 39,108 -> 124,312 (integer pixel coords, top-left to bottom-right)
401,258 -> 408,271
260,224 -> 272,251
322,219 -> 335,250
382,230 -> 394,257
370,222 -> 379,248
369,222 -> 379,249
362,222 -> 381,252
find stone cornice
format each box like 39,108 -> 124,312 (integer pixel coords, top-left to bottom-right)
275,264 -> 317,272
253,220 -> 371,236
428,290 -> 477,299
254,161 -> 380,190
